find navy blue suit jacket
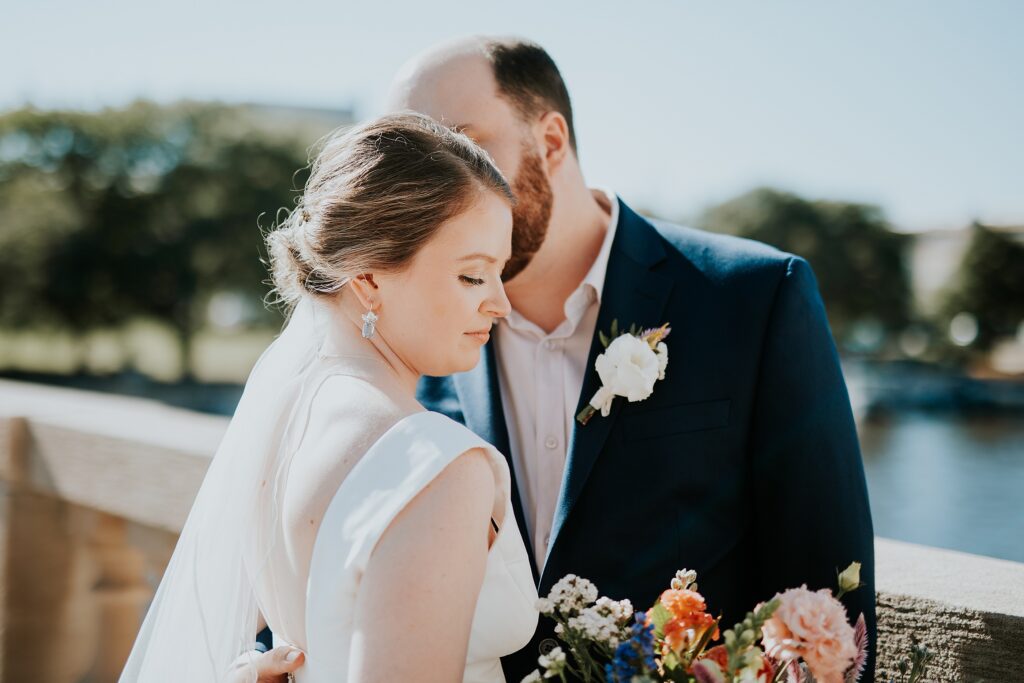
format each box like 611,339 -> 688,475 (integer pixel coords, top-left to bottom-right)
417,198 -> 876,682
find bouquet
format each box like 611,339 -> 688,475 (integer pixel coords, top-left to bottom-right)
522,562 -> 930,683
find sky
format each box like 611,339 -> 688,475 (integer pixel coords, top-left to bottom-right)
3,0 -> 1021,231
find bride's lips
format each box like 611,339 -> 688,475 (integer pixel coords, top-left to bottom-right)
465,329 -> 491,343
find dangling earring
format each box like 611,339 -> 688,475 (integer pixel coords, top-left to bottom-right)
361,306 -> 378,339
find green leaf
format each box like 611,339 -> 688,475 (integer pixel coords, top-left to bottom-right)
649,601 -> 671,639
610,318 -> 619,339
598,330 -> 610,348
666,663 -> 694,683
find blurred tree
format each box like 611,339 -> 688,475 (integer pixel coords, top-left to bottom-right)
939,222 -> 1024,354
0,101 -> 313,376
696,187 -> 913,352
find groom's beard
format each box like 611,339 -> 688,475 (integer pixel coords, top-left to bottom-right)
502,145 -> 554,282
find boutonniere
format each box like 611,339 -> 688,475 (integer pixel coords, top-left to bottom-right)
576,320 -> 672,426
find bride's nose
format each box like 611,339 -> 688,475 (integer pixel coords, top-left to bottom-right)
482,280 -> 512,319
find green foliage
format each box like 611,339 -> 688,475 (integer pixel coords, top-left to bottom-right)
887,637 -> 933,683
649,601 -> 672,639
719,599 -> 778,678
696,187 -> 913,351
938,222 -> 1024,353
0,101 -> 316,374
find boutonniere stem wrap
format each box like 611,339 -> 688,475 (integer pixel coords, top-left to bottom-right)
576,321 -> 671,426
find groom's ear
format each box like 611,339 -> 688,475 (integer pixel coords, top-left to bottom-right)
537,110 -> 571,174
348,273 -> 380,310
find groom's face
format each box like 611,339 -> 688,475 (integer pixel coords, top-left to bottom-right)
389,53 -> 554,281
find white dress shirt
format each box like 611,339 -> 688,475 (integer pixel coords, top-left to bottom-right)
494,189 -> 619,572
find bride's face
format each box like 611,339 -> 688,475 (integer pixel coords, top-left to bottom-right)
373,190 -> 513,376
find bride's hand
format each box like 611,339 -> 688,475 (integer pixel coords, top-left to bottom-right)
226,646 -> 305,683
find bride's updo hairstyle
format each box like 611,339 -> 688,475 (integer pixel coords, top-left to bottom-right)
266,112 -> 513,306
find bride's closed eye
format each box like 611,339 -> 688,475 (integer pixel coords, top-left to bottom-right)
459,275 -> 486,286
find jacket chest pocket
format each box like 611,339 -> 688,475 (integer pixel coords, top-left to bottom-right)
621,399 -> 731,442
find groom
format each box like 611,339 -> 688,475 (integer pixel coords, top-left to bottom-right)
255,36 -> 876,682
403,36 -> 876,681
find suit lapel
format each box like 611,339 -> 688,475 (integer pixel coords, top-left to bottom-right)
452,339 -> 541,582
541,201 -> 673,583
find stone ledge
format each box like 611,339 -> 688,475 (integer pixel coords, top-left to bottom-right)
3,380 -> 1023,681
0,379 -> 226,532
876,537 -> 1024,618
876,592 -> 1023,681
873,538 -> 1024,681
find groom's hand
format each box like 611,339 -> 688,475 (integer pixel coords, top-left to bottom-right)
226,646 -> 305,683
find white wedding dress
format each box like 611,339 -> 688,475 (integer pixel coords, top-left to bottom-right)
272,407 -> 539,683
118,299 -> 537,683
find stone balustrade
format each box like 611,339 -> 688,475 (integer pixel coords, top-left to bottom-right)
1,379 -> 1021,682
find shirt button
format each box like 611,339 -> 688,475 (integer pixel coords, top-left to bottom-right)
545,436 -> 558,449
544,533 -> 551,546
539,638 -> 558,655
544,339 -> 559,350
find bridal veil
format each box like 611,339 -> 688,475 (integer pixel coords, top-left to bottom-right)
120,297 -> 322,682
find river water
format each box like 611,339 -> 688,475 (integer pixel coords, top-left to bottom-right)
859,411 -> 1024,563
4,368 -> 1023,563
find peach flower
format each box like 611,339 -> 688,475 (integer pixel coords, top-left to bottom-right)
651,588 -> 720,655
760,586 -> 856,683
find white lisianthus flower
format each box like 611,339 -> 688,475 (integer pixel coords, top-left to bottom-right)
655,341 -> 668,380
590,334 -> 661,416
520,671 -> 543,683
588,385 -> 617,418
577,322 -> 672,425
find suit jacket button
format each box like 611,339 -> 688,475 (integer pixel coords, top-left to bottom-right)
539,638 -> 558,655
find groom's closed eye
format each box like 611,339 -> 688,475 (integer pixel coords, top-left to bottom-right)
452,123 -> 480,142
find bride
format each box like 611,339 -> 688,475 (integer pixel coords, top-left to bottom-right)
119,112 -> 539,682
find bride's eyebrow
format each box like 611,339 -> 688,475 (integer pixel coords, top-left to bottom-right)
457,253 -> 498,263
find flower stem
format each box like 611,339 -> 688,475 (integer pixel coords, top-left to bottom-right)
576,405 -> 596,425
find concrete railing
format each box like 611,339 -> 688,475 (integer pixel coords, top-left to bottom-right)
1,379 -> 1022,682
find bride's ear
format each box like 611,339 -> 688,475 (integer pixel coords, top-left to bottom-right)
347,273 -> 380,311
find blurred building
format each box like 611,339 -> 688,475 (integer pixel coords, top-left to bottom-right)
908,223 -> 1024,316
239,102 -> 356,138
908,223 -> 1024,374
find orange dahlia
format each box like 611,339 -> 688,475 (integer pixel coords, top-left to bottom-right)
653,588 -> 720,654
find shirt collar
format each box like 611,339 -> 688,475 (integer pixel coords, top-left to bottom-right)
501,188 -> 620,336
580,188 -> 619,306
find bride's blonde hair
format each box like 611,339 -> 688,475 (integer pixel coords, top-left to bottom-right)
266,111 -> 513,306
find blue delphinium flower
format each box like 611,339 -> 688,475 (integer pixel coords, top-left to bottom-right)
605,612 -> 656,682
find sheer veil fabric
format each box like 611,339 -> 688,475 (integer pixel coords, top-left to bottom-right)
120,297 -> 327,682
120,295 -> 540,682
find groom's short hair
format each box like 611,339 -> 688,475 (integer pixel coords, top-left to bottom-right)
481,38 -> 578,154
